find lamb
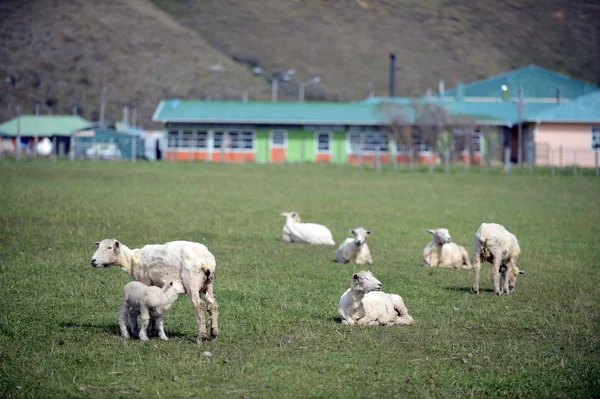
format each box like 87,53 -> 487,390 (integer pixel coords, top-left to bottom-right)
422,228 -> 471,269
338,270 -> 415,326
118,280 -> 186,341
91,239 -> 218,343
473,223 -> 525,295
335,227 -> 373,264
280,211 -> 335,245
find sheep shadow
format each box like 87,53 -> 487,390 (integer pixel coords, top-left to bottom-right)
60,321 -> 188,339
443,286 -> 494,293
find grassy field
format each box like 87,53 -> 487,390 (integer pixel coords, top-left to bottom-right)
0,159 -> 599,398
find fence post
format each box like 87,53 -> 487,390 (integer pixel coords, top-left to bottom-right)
131,137 -> 136,163
300,137 -> 305,166
192,130 -> 197,162
69,135 -> 75,162
109,138 -> 114,162
596,150 -> 598,177
573,151 -> 577,176
504,147 -> 511,175
527,141 -> 533,175
444,146 -> 450,174
559,145 -> 563,168
375,138 -> 381,172
52,137 -> 57,163
550,150 -> 554,176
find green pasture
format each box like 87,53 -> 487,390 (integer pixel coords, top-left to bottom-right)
0,160 -> 598,398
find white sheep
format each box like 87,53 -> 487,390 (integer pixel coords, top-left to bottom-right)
91,239 -> 218,343
118,280 -> 185,341
473,223 -> 525,295
335,227 -> 373,264
422,228 -> 471,269
338,270 -> 415,326
280,211 -> 335,245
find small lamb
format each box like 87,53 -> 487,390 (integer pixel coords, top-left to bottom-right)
338,270 -> 415,326
118,280 -> 186,341
335,227 -> 373,264
422,228 -> 471,269
473,222 -> 525,295
280,211 -> 335,245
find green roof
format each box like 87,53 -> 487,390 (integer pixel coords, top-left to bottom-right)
0,115 -> 91,137
527,91 -> 600,123
153,98 -> 543,127
443,65 -> 597,100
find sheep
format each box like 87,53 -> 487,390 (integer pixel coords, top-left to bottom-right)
422,228 -> 471,269
280,211 -> 301,242
91,239 -> 218,343
473,223 -> 525,295
118,280 -> 185,341
280,211 -> 335,245
338,270 -> 415,326
335,227 -> 373,264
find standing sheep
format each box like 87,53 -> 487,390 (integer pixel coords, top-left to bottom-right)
338,270 -> 415,326
422,228 -> 471,269
91,239 -> 218,343
119,280 -> 186,341
280,211 -> 335,245
335,227 -> 373,264
473,223 -> 525,295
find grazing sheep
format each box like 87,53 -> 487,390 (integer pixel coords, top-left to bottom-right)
422,228 -> 471,269
91,239 -> 218,343
338,270 -> 415,326
119,280 -> 185,341
280,211 -> 335,245
473,223 -> 525,295
335,227 -> 373,264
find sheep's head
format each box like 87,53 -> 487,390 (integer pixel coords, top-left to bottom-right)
501,265 -> 526,293
350,227 -> 371,246
350,270 -> 382,293
427,228 -> 452,245
280,211 -> 301,224
91,239 -> 122,268
163,280 -> 186,295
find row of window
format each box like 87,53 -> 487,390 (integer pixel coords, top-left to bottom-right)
167,129 -> 481,153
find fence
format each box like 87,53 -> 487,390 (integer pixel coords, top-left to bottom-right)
535,142 -> 599,176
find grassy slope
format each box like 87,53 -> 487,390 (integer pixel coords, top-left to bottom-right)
0,160 -> 599,398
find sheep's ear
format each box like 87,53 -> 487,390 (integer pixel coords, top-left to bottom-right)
93,241 -> 100,248
366,230 -> 371,235
291,212 -> 297,217
352,273 -> 359,280
169,281 -> 174,286
519,270 -> 527,275
280,212 -> 288,216
427,229 -> 435,235
350,229 -> 355,235
114,240 -> 120,249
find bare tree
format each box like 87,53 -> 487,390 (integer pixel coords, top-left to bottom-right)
375,101 -> 411,170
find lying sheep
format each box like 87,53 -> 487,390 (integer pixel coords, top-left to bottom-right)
338,270 -> 415,326
473,223 -> 525,295
91,239 -> 218,343
119,280 -> 185,341
335,227 -> 373,264
422,228 -> 471,269
280,211 -> 335,245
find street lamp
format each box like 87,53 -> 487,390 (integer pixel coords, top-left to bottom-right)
298,76 -> 322,102
253,67 -> 296,102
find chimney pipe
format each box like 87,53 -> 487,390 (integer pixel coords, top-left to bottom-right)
389,53 -> 396,97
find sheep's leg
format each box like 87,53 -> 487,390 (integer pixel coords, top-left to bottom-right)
154,315 -> 168,341
473,251 -> 481,294
492,254 -> 502,295
357,306 -> 379,326
182,268 -> 208,343
502,261 -> 513,294
460,247 -> 472,269
392,296 -> 415,325
128,309 -> 140,337
205,283 -> 219,340
118,304 -> 130,339
138,307 -> 150,341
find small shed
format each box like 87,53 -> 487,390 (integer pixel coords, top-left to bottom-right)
73,126 -> 144,160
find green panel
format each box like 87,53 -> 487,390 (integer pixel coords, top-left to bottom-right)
332,131 -> 348,164
286,130 -> 314,163
255,129 -> 269,164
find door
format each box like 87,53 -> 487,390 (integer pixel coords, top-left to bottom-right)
269,130 -> 287,163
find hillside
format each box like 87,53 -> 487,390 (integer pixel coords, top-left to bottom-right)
0,0 -> 270,128
1,0 -> 598,128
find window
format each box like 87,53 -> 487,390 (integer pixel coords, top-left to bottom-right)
167,130 -> 179,148
316,131 -> 331,153
592,126 -> 600,150
453,128 -> 481,153
194,131 -> 208,149
214,130 -> 254,150
347,131 -> 389,153
270,130 -> 287,148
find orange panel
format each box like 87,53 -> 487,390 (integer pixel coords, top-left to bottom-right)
271,148 -> 286,163
315,153 -> 331,163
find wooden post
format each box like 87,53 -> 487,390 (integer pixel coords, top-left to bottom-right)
573,151 -> 577,176
596,150 -> 598,177
504,147 -> 511,175
131,137 -> 136,163
16,105 -> 21,161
